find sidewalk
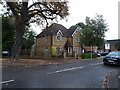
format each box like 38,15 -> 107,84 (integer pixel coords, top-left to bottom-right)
105,69 -> 120,89
1,57 -> 103,67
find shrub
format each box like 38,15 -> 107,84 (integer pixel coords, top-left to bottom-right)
51,54 -> 56,57
81,53 -> 97,59
51,46 -> 56,57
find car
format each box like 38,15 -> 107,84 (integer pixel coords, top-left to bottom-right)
100,52 -> 109,56
103,51 -> 120,65
86,51 -> 101,57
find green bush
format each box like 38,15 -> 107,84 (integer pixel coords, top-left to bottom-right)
51,46 -> 56,57
51,54 -> 56,57
81,53 -> 97,59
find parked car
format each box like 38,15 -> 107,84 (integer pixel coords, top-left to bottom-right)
103,51 -> 120,65
86,51 -> 101,57
100,52 -> 109,56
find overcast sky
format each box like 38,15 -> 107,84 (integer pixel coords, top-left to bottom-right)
32,0 -> 119,40
1,0 -> 119,40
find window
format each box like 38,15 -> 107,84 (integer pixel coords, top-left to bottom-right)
68,47 -> 72,53
75,47 -> 79,53
105,43 -> 110,49
56,35 -> 62,41
56,46 -> 62,51
76,37 -> 80,42
45,36 -> 48,41
44,46 -> 48,51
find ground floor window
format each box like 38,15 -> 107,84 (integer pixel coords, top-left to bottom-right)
44,46 -> 48,51
56,46 -> 62,52
68,47 -> 72,53
75,47 -> 79,53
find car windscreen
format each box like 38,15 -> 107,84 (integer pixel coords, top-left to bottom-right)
108,51 -> 120,55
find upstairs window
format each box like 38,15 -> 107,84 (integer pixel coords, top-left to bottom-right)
76,37 -> 80,42
56,35 -> 62,41
45,36 -> 48,41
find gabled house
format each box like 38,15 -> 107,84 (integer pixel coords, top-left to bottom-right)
35,23 -> 82,58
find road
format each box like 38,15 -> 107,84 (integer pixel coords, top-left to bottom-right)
2,59 -> 120,88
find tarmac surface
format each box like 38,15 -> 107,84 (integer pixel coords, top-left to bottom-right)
2,58 -> 120,88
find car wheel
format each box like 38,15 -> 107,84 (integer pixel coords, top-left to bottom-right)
104,63 -> 107,65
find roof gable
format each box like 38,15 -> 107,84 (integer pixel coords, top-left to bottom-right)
36,23 -> 80,38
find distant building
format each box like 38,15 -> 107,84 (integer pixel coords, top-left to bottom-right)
104,39 -> 120,52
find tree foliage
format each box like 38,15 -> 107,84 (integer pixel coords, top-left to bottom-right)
2,16 -> 15,51
2,16 -> 36,52
75,14 -> 108,48
70,22 -> 85,29
22,30 -> 36,49
2,0 -> 69,60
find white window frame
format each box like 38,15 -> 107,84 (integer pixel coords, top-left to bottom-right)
56,35 -> 62,41
105,43 -> 110,49
68,47 -> 72,53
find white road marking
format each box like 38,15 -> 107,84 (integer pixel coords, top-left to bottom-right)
91,62 -> 103,66
47,66 -> 84,74
47,62 -> 103,74
0,80 -> 14,84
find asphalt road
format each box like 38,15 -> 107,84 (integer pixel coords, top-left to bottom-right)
2,59 -> 120,88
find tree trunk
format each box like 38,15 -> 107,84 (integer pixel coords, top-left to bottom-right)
10,26 -> 25,60
10,2 -> 28,60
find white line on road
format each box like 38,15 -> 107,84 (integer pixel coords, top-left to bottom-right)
0,80 -> 14,84
47,66 -> 85,74
47,62 -> 103,74
91,62 -> 103,66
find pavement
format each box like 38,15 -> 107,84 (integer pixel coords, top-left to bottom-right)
104,66 -> 120,90
1,57 -> 103,67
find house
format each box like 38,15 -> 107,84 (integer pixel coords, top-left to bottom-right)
104,39 -> 120,51
34,23 -> 82,58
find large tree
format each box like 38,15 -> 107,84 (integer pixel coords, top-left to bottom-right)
81,14 -> 108,49
2,0 -> 69,60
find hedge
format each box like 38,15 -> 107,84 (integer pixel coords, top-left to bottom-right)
81,53 -> 97,59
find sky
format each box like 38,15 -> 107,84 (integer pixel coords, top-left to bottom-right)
32,0 -> 119,40
0,0 -> 119,40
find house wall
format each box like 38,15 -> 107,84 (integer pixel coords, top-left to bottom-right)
110,44 -> 117,51
36,36 -> 51,47
52,34 -> 67,46
72,30 -> 81,47
72,30 -> 81,52
105,44 -> 117,52
35,36 -> 51,58
72,30 -> 81,57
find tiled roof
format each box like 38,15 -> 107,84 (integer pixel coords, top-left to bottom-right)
36,23 -> 77,38
106,39 -> 120,44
